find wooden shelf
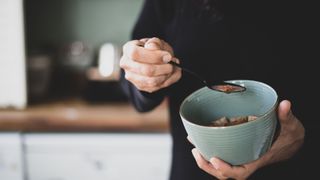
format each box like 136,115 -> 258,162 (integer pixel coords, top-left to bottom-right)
0,99 -> 169,132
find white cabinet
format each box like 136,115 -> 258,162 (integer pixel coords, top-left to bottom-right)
25,133 -> 172,180
0,133 -> 24,180
0,0 -> 27,109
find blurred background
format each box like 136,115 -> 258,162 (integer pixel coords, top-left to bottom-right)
0,0 -> 171,180
25,0 -> 143,103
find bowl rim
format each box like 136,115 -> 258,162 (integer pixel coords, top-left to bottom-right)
179,79 -> 279,130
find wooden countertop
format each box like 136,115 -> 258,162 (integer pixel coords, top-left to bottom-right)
0,99 -> 169,132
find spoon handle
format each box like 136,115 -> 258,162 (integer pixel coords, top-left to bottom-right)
168,60 -> 183,68
168,61 -> 209,86
168,61 -> 246,93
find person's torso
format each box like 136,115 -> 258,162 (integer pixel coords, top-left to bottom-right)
152,1 -> 308,179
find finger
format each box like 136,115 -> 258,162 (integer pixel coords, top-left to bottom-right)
139,86 -> 164,93
125,71 -> 168,87
145,38 -> 174,58
171,57 -> 180,64
161,40 -> 174,55
159,58 -> 181,88
210,157 -> 237,179
145,37 -> 163,50
191,149 -> 226,179
123,40 -> 172,64
124,71 -> 168,90
135,39 -> 145,47
145,37 -> 174,55
187,136 -> 194,145
276,100 -> 305,139
160,67 -> 182,88
139,38 -> 150,43
278,100 -> 294,125
120,56 -> 174,77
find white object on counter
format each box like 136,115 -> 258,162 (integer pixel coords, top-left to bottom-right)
0,0 -> 27,109
98,43 -> 120,80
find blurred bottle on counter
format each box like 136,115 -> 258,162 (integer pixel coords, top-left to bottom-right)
27,52 -> 52,103
52,41 -> 94,99
50,41 -> 127,102
58,41 -> 94,71
83,43 -> 127,102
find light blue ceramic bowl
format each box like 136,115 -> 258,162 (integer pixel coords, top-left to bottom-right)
180,80 -> 278,165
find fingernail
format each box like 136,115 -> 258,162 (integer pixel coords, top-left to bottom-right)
210,158 -> 219,170
163,54 -> 171,63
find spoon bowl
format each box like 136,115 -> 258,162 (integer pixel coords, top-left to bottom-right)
168,61 -> 246,93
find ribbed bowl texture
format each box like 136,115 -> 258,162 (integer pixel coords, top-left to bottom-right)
180,80 -> 278,165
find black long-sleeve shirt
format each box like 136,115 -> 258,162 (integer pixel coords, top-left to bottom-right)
120,0 -> 316,179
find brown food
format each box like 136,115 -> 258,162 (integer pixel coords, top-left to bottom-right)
209,115 -> 258,127
210,117 -> 229,127
248,115 -> 258,122
211,84 -> 244,93
229,116 -> 248,126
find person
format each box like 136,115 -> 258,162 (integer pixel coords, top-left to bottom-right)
119,0 -> 313,179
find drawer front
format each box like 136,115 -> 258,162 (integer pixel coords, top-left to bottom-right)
25,133 -> 171,180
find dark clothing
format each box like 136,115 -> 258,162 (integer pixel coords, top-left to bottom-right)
120,0 -> 316,179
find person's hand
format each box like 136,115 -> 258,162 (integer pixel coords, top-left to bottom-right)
190,100 -> 305,180
120,37 -> 181,93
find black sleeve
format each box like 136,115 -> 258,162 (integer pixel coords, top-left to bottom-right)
120,70 -> 166,112
119,0 -> 169,112
131,0 -> 166,39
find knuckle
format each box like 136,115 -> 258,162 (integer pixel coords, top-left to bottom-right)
150,37 -> 162,44
219,171 -> 228,178
128,47 -> 139,60
123,41 -> 133,53
147,37 -> 164,49
146,78 -> 157,87
197,161 -> 205,169
123,41 -> 140,60
139,38 -> 149,43
124,73 -> 132,81
122,42 -> 129,52
119,56 -> 127,68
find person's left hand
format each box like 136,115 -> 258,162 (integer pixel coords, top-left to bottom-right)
189,100 -> 305,180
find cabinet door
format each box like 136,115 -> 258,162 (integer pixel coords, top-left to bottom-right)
25,133 -> 171,180
0,133 -> 24,180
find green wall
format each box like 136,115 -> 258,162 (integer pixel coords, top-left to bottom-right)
25,0 -> 144,51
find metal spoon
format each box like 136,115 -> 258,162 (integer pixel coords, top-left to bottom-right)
168,61 -> 246,93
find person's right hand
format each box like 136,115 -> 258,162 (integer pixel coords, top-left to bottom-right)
189,100 -> 305,180
120,37 -> 181,93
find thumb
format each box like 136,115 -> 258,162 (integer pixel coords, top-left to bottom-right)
145,37 -> 163,50
278,100 -> 293,124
